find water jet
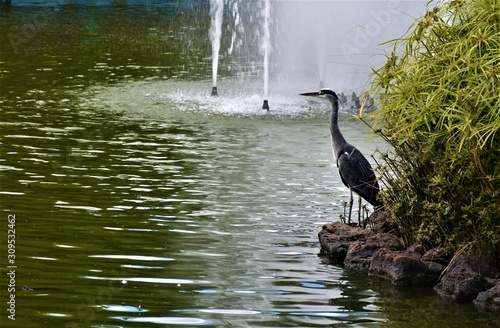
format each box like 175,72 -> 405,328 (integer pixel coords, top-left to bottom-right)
209,0 -> 223,97
262,0 -> 271,104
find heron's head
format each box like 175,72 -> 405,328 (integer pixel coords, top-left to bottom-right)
300,88 -> 338,101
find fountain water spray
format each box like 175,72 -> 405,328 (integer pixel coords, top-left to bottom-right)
261,0 -> 271,110
209,0 -> 224,97
317,28 -> 327,91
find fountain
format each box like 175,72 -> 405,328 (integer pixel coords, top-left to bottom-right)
261,0 -> 271,110
209,0 -> 224,97
201,1 -> 426,113
317,27 -> 327,91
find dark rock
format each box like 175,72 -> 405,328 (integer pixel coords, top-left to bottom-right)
369,248 -> 445,288
485,277 -> 499,286
435,271 -> 490,302
318,222 -> 370,261
345,232 -> 402,270
422,247 -> 450,265
473,281 -> 500,312
424,260 -> 447,279
317,222 -> 499,312
367,209 -> 394,233
405,242 -> 422,253
344,241 -> 380,270
434,254 -> 498,302
445,254 -> 498,278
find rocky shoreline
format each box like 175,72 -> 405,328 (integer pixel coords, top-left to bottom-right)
318,222 -> 499,312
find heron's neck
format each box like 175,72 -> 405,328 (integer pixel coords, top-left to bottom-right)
330,99 -> 347,147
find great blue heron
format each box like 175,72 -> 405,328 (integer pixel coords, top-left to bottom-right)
300,88 -> 382,226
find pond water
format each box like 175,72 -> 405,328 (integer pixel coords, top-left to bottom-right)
1,1 -> 498,327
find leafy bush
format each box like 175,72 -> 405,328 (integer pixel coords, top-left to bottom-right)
369,0 -> 499,259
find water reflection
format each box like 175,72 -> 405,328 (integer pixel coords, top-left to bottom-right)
1,2 -> 496,328
113,315 -> 214,325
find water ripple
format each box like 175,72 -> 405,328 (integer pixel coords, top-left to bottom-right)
198,309 -> 261,315
84,276 -> 208,285
112,316 -> 213,325
89,255 -> 175,261
289,311 -> 349,318
101,304 -> 148,313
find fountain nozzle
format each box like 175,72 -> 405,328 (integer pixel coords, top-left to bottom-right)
211,86 -> 218,97
262,100 -> 269,111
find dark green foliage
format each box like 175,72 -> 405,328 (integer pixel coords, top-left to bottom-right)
370,0 -> 499,259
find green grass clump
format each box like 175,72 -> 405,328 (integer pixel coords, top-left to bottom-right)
369,0 -> 499,259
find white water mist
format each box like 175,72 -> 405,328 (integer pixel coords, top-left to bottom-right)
209,0 -> 224,89
262,0 -> 271,98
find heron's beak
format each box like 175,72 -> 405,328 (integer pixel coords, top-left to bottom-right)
299,91 -> 321,98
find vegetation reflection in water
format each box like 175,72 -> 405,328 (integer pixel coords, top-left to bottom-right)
0,1 -> 497,327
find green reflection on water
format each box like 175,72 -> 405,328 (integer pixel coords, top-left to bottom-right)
1,2 -> 498,328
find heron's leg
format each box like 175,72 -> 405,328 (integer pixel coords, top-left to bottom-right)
341,201 -> 347,224
358,196 -> 362,227
348,189 -> 353,225
363,205 -> 369,229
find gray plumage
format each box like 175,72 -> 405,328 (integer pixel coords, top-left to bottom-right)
300,88 -> 382,225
